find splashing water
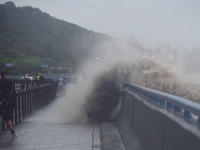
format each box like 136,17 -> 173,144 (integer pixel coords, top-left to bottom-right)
57,40 -> 200,122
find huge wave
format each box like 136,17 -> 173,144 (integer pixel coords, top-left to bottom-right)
59,40 -> 200,122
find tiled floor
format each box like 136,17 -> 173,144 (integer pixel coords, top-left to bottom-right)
0,121 -> 100,150
0,88 -> 125,150
0,95 -> 101,150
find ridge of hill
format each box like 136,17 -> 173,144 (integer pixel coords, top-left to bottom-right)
0,1 -> 111,74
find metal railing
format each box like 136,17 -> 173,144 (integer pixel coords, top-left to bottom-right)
1,80 -> 58,130
127,82 -> 200,127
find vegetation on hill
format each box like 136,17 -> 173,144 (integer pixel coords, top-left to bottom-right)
0,1 -> 111,74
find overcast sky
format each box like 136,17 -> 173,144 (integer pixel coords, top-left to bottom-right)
1,0 -> 200,48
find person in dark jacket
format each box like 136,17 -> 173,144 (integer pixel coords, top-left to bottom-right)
0,71 -> 17,139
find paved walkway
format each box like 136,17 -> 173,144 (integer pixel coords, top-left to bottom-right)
0,121 -> 100,150
0,87 -> 125,150
0,95 -> 101,150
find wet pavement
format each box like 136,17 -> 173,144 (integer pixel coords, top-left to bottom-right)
0,96 -> 125,150
0,121 -> 100,150
0,121 -> 126,150
0,95 -> 101,150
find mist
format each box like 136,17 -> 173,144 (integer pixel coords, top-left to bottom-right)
41,38 -> 199,123
28,38 -> 200,123
0,1 -> 199,123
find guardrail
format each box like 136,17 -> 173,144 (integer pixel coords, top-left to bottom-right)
1,80 -> 58,130
117,82 -> 200,150
127,82 -> 200,126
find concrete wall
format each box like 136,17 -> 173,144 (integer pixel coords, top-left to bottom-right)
117,91 -> 200,150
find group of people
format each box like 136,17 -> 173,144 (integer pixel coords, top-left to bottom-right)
24,73 -> 45,80
0,71 -> 17,139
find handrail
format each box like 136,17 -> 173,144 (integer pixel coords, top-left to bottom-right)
127,82 -> 200,125
0,79 -> 58,130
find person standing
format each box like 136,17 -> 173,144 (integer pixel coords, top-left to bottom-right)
0,71 -> 17,139
35,73 -> 45,87
35,73 -> 45,80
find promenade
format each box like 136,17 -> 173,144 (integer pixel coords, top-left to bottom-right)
0,95 -> 125,150
0,121 -> 100,150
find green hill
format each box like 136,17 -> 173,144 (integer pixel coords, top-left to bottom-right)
0,1 -> 111,74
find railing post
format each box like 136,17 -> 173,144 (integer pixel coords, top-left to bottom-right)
167,102 -> 174,111
198,118 -> 200,128
184,110 -> 192,122
19,94 -> 22,122
2,117 -> 6,130
174,105 -> 182,113
14,96 -> 18,125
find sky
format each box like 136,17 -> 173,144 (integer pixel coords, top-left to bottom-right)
1,0 -> 200,48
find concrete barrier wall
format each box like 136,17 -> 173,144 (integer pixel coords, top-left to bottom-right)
117,91 -> 134,137
163,116 -> 200,150
117,91 -> 137,149
117,89 -> 200,150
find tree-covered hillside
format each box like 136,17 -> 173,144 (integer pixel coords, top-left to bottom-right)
0,2 -> 111,74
